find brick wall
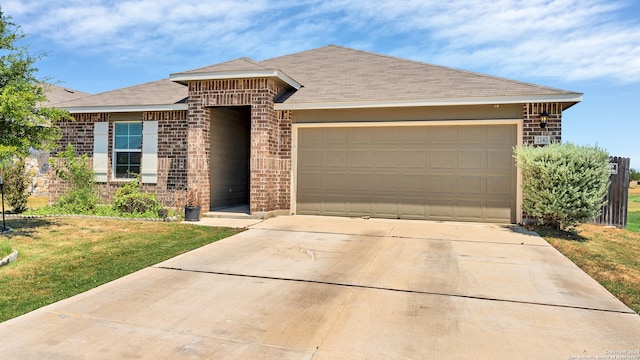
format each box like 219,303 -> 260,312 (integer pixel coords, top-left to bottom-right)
49,111 -> 189,207
522,103 -> 562,145
187,78 -> 292,213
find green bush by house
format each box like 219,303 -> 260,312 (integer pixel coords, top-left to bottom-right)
514,143 -> 610,230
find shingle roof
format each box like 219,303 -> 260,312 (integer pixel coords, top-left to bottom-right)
56,79 -> 187,109
259,45 -> 579,106
40,84 -> 91,107
58,45 -> 581,111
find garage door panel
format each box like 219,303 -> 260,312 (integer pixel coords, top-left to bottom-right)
401,150 -> 426,168
372,199 -> 399,218
297,125 -> 516,223
485,200 -> 513,221
457,199 -> 484,220
349,173 -> 374,191
323,173 -> 347,189
430,127 -> 457,143
402,174 -> 427,192
430,151 -> 456,169
300,149 -> 322,167
459,126 -> 486,144
458,175 -> 483,194
374,150 -> 400,168
429,174 -> 457,193
488,126 -> 516,144
298,172 -> 323,191
487,175 -> 514,196
325,150 -> 347,167
374,173 -> 398,191
350,150 -> 373,167
350,128 -> 373,144
324,128 -> 348,144
458,151 -> 484,169
488,150 -> 514,170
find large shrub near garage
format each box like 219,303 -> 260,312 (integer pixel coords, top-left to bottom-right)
514,143 -> 610,230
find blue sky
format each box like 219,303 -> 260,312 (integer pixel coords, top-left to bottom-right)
5,0 -> 640,168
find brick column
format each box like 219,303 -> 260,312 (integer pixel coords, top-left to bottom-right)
187,83 -> 211,211
185,78 -> 292,214
522,103 -> 562,146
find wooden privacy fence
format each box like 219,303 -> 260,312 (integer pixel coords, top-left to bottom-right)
594,156 -> 630,228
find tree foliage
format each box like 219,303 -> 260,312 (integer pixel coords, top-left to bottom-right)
2,157 -> 32,213
49,144 -> 98,213
0,9 -> 69,163
631,168 -> 640,182
514,143 -> 610,230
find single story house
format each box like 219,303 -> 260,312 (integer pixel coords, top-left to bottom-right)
51,45 -> 582,223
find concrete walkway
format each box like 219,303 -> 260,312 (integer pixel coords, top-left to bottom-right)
0,216 -> 638,359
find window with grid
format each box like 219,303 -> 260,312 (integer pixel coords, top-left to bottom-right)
114,122 -> 142,179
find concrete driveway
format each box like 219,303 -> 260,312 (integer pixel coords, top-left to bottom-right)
0,216 -> 638,359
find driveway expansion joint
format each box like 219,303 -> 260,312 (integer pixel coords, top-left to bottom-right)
251,227 -> 549,247
155,266 -> 636,315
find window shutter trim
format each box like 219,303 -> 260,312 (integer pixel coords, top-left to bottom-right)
141,121 -> 158,184
93,122 -> 109,182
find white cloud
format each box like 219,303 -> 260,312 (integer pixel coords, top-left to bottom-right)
5,0 -> 640,82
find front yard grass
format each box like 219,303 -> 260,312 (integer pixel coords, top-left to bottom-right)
0,218 -> 241,323
538,223 -> 640,314
628,184 -> 640,233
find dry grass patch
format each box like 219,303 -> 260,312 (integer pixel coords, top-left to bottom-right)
0,218 -> 241,322
539,223 -> 640,314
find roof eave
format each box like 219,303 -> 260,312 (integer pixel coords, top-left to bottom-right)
63,104 -> 188,114
169,69 -> 302,90
275,93 -> 583,111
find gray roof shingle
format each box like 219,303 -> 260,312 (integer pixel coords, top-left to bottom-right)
59,45 -> 580,110
40,84 -> 91,107
56,79 -> 187,108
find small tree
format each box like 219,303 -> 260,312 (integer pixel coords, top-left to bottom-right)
0,10 -> 70,162
514,143 -> 610,230
49,144 -> 98,213
631,168 -> 640,182
2,157 -> 32,213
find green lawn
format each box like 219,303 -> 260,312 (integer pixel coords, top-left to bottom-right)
0,218 -> 241,322
628,185 -> 640,232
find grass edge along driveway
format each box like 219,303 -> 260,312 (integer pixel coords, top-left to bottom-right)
0,217 -> 241,322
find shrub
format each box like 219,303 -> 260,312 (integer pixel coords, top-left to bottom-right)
514,143 -> 610,230
2,157 -> 33,213
49,144 -> 98,213
631,168 -> 640,182
113,175 -> 160,216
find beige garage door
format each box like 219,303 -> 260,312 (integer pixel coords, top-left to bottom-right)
296,124 -> 517,223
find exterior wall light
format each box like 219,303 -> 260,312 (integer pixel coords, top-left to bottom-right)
540,111 -> 549,128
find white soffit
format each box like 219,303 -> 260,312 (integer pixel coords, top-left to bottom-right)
170,69 -> 302,90
63,104 -> 188,114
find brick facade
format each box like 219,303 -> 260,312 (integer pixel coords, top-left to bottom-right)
186,78 -> 292,214
522,103 -> 562,145
48,93 -> 564,220
49,111 -> 189,207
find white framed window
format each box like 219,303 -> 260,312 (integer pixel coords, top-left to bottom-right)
92,119 -> 158,184
113,122 -> 142,179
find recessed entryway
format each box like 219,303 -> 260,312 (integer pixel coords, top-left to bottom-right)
209,106 -> 251,211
